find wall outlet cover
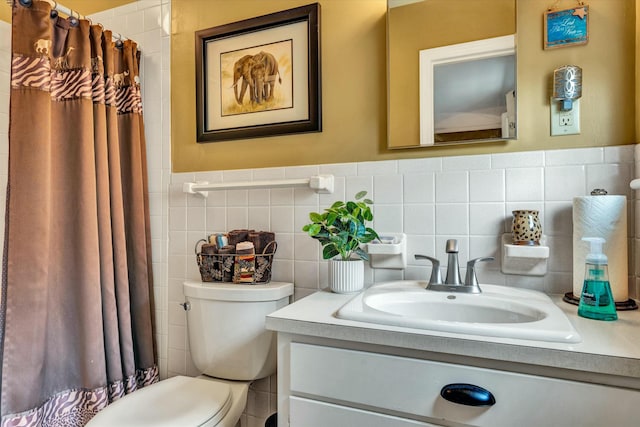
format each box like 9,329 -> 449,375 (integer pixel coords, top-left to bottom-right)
550,98 -> 581,136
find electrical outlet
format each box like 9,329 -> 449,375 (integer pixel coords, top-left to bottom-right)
559,113 -> 573,127
550,98 -> 580,136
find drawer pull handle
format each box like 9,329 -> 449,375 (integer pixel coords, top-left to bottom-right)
440,383 -> 496,407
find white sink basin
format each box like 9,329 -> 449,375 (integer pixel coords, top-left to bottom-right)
336,281 -> 581,343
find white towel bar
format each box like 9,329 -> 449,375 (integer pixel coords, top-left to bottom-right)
183,175 -> 334,197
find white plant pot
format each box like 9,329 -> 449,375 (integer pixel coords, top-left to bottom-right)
328,259 -> 364,294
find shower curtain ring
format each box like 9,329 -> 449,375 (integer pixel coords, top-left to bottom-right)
69,10 -> 79,27
50,1 -> 58,18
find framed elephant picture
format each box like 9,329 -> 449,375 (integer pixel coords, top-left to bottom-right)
195,3 -> 321,142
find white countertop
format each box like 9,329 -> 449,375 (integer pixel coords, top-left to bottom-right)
266,287 -> 640,382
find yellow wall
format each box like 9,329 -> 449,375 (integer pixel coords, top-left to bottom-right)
173,0 -> 635,172
0,0 -> 134,23
172,0 -> 389,172
515,0 -> 635,155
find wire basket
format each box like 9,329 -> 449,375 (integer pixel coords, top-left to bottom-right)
195,239 -> 277,284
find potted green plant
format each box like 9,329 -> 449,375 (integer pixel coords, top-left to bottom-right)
302,191 -> 379,293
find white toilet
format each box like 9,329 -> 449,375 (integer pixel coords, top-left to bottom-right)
87,280 -> 293,427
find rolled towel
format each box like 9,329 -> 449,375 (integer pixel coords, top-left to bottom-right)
234,241 -> 255,283
228,229 -> 253,246
217,245 -> 235,282
201,243 -> 217,255
211,233 -> 228,249
249,231 -> 276,254
249,232 -> 277,282
198,244 -> 218,282
235,241 -> 254,254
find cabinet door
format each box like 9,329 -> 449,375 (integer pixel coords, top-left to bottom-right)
290,397 -> 442,427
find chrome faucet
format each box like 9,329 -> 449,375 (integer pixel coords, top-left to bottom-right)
415,239 -> 494,293
445,239 -> 462,285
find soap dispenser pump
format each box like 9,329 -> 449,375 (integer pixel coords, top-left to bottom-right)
577,237 -> 617,321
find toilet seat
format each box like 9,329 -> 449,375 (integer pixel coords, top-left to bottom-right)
87,376 -> 232,427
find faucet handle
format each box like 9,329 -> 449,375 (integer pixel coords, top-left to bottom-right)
464,257 -> 495,288
415,254 -> 443,285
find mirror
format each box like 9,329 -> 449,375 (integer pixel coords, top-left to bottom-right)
387,0 -> 517,149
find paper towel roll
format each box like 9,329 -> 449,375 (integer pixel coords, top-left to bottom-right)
572,195 -> 628,302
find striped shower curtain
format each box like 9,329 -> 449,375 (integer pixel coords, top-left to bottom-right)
0,1 -> 157,425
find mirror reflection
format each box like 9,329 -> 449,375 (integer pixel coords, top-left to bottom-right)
387,0 -> 517,149
421,35 -> 516,145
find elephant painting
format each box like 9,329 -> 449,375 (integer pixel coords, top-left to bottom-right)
232,55 -> 256,105
250,52 -> 282,104
230,51 -> 281,106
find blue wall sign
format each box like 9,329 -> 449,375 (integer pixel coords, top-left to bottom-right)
544,6 -> 589,49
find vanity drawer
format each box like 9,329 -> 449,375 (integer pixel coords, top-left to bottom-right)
290,342 -> 640,427
290,397 -> 441,427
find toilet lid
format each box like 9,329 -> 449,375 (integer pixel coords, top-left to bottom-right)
88,376 -> 232,427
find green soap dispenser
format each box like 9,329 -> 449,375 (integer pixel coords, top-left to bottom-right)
577,237 -> 617,321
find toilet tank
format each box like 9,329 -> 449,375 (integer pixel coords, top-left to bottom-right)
183,281 -> 293,381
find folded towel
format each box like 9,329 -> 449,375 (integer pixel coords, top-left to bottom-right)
234,241 -> 255,283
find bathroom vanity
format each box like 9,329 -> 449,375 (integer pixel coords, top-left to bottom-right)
266,287 -> 640,427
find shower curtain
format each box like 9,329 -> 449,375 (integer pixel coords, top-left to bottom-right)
0,1 -> 157,425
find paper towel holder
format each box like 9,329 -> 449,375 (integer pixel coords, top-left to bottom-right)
564,187 -> 638,310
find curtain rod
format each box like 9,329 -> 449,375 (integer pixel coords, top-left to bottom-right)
10,0 -> 127,42
44,0 -> 86,20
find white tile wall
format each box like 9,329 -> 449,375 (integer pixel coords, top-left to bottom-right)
168,146 -> 636,323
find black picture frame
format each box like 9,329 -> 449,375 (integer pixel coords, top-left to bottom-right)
195,3 -> 321,142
